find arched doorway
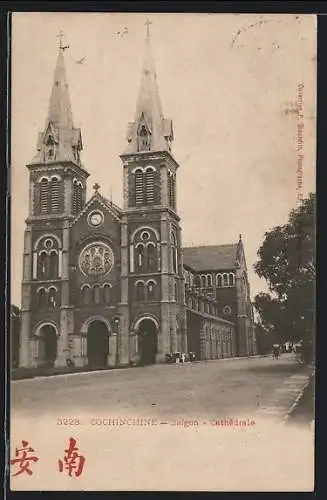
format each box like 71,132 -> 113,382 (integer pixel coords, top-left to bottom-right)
136,318 -> 158,365
87,320 -> 110,369
38,324 -> 58,367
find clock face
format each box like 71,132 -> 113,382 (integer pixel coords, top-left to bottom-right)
79,242 -> 114,277
223,305 -> 232,315
88,210 -> 104,227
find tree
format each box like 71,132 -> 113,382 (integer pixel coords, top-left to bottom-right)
254,193 -> 315,344
254,322 -> 275,355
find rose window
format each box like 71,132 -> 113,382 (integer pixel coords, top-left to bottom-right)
79,242 -> 114,277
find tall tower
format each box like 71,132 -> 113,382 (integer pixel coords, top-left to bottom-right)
119,21 -> 187,364
19,38 -> 89,367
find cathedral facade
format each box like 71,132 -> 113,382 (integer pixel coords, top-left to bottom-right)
18,31 -> 256,369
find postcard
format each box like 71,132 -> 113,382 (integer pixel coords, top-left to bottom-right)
9,12 -> 316,491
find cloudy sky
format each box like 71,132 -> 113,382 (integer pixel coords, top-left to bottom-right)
11,12 -> 316,307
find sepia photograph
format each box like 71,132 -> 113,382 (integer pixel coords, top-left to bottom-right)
9,12 -> 316,491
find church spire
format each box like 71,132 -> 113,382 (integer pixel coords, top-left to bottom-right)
30,33 -> 83,166
46,38 -> 73,131
123,19 -> 173,155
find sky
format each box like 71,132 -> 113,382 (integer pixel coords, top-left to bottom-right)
11,12 -> 317,307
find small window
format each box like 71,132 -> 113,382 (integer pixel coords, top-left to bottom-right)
103,284 -> 111,304
38,288 -> 47,309
48,288 -> 57,308
136,282 -> 145,302
38,252 -> 48,279
82,286 -> 91,306
147,281 -> 156,301
49,251 -> 58,279
147,243 -> 156,271
93,285 -> 101,305
135,244 -> 145,272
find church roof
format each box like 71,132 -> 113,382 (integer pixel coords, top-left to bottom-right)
123,28 -> 173,155
30,47 -> 84,166
183,244 -> 239,272
46,48 -> 74,131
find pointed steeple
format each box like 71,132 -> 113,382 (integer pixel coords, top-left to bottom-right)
46,48 -> 74,131
30,38 -> 83,166
124,20 -> 173,155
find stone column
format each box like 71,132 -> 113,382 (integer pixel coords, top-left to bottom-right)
160,165 -> 169,206
19,227 -> 33,367
56,224 -> 70,367
118,217 -> 130,365
108,334 -> 117,367
157,215 -> 170,363
64,178 -> 72,214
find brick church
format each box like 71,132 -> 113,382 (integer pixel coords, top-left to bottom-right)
18,28 -> 256,369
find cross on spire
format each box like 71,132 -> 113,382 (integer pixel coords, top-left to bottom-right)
93,182 -> 100,194
57,30 -> 69,51
145,18 -> 152,40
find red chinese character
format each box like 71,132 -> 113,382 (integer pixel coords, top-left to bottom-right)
10,440 -> 39,477
58,437 -> 85,477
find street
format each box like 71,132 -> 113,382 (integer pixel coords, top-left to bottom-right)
12,353 -> 307,420
10,354 -> 315,491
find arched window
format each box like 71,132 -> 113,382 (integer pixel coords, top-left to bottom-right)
145,168 -> 155,205
93,285 -> 101,305
135,169 -> 144,205
38,251 -> 48,279
229,273 -> 235,286
174,281 -> 178,301
50,177 -> 60,212
223,274 -> 229,287
136,281 -> 145,302
135,244 -> 145,272
72,180 -> 77,214
103,284 -> 111,304
216,274 -> 222,287
40,178 -> 49,213
168,172 -> 176,209
38,288 -> 47,309
147,280 -> 156,301
48,287 -> 57,308
138,125 -> 150,151
201,275 -> 207,288
171,232 -> 177,274
147,243 -> 156,272
76,183 -> 83,213
207,275 -> 212,287
49,251 -> 58,279
81,285 -> 91,306
194,275 -> 200,288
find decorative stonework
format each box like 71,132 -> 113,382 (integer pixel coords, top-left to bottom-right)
87,210 -> 104,228
79,241 -> 114,277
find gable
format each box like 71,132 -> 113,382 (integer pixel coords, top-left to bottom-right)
72,194 -> 121,227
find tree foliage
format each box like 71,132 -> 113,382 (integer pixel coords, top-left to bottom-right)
254,193 -> 315,343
